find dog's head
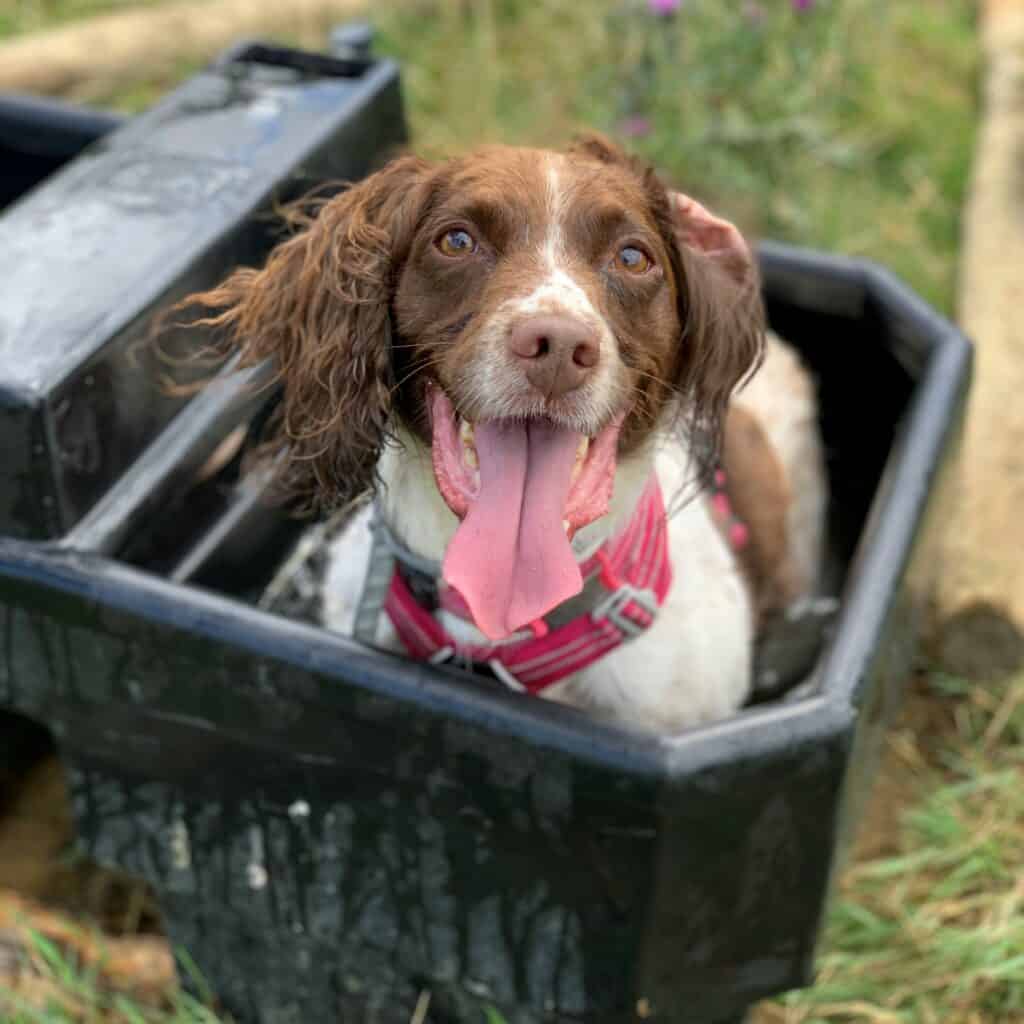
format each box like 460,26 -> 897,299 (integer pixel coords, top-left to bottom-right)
189,136 -> 764,638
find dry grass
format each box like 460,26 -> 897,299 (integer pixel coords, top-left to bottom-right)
0,0 -> 166,36
1,934 -> 218,1024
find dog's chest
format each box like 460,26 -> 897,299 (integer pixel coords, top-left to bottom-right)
546,493 -> 752,731
320,463 -> 753,734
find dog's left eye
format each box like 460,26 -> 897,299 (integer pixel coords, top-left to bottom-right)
437,229 -> 477,257
614,245 -> 654,275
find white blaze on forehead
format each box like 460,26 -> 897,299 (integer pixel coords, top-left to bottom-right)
461,149 -> 627,429
543,152 -> 566,269
506,152 -> 603,325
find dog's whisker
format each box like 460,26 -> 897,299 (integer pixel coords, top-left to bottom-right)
390,355 -> 448,397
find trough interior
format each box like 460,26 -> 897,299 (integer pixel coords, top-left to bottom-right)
0,96 -> 125,212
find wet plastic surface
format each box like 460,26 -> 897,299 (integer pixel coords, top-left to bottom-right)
0,52 -> 971,1024
0,45 -> 405,541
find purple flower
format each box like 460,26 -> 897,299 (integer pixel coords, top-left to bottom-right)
648,0 -> 682,14
792,0 -> 814,9
618,116 -> 653,138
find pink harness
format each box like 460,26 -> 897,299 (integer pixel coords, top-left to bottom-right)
383,477 -> 674,693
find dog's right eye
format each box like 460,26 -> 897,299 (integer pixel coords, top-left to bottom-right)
437,229 -> 477,257
614,245 -> 654,275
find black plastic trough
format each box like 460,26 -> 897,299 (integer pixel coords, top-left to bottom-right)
0,37 -> 970,1024
0,92 -> 126,209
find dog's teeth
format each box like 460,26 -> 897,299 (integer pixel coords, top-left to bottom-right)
563,519 -> 571,535
458,419 -> 478,469
571,438 -> 588,484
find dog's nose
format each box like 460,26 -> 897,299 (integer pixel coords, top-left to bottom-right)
507,315 -> 600,398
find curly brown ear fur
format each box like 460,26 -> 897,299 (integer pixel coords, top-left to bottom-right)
669,240 -> 766,482
572,133 -> 765,482
181,157 -> 431,513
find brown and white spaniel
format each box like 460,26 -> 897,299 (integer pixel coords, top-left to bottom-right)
189,137 -> 826,733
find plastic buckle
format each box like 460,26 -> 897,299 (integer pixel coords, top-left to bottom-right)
487,659 -> 527,693
591,584 -> 659,638
428,645 -> 456,666
431,646 -> 526,692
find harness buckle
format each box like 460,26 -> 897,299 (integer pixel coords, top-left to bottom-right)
592,583 -> 659,638
428,645 -> 457,666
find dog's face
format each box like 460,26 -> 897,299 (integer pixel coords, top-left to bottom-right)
392,144 -> 682,449
187,137 -> 764,638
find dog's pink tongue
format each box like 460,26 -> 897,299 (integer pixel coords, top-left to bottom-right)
443,420 -> 583,640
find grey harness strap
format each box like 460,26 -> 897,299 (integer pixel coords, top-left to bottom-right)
353,504 -> 443,645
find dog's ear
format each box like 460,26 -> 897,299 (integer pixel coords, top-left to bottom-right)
659,189 -> 765,482
672,193 -> 757,288
569,137 -> 764,480
181,156 -> 432,513
673,193 -> 765,447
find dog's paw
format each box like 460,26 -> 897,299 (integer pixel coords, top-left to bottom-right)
753,595 -> 839,696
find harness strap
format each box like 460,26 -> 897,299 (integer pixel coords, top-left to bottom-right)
355,503 -> 452,644
352,514 -> 396,646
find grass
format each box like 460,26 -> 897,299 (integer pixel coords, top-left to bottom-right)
369,0 -> 977,315
0,931 -> 221,1023
1,0 -> 976,312
0,0 -> 992,1021
757,669 -> 1024,1023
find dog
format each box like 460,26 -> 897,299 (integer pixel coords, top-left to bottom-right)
187,136 -> 826,734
